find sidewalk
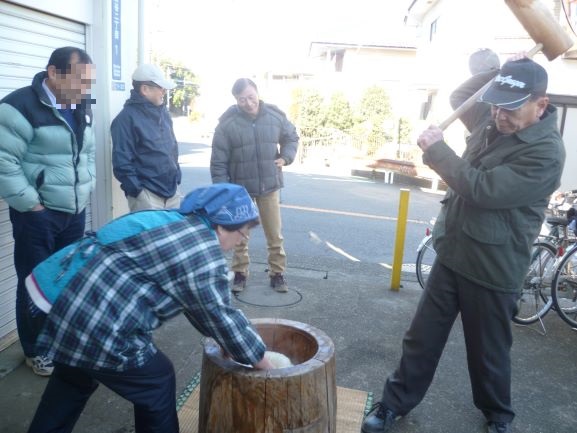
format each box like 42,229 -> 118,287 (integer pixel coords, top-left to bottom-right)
1,252 -> 576,433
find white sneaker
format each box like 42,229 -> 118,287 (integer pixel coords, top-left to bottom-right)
26,356 -> 54,376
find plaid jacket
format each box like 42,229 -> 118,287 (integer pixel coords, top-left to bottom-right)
32,210 -> 265,371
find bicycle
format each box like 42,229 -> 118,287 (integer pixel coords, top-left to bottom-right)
415,220 -> 436,290
414,207 -> 572,328
516,190 -> 577,328
512,239 -> 557,325
550,234 -> 577,329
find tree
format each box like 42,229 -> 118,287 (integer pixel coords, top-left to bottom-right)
356,86 -> 394,149
288,88 -> 303,123
289,88 -> 325,138
155,58 -> 199,115
324,92 -> 353,131
398,116 -> 412,144
358,85 -> 392,120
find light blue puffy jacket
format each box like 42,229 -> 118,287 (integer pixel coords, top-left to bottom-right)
0,71 -> 95,213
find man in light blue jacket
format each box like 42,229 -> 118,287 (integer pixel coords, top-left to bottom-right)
0,46 -> 95,376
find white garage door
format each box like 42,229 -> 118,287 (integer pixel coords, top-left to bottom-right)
0,1 -> 88,347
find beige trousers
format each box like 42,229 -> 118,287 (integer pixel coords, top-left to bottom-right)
232,190 -> 286,275
127,188 -> 182,212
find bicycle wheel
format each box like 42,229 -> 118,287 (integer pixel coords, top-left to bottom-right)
551,244 -> 577,328
512,241 -> 556,325
416,235 -> 436,289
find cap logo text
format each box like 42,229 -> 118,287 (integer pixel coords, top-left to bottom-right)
495,74 -> 526,89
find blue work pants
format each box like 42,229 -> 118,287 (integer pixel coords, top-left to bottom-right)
27,350 -> 179,433
9,207 -> 86,356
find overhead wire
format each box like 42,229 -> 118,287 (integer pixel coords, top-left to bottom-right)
560,0 -> 577,37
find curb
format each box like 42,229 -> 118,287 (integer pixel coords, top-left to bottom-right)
351,167 -> 448,191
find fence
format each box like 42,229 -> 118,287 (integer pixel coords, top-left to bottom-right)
295,127 -> 422,166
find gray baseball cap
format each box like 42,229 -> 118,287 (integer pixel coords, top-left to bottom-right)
132,64 -> 176,90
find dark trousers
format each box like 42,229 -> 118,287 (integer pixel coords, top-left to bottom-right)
27,350 -> 179,433
10,207 -> 85,356
382,261 -> 517,423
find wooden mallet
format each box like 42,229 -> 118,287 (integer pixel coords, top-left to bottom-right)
438,0 -> 574,131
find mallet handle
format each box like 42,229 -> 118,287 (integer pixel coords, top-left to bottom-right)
438,43 -> 543,131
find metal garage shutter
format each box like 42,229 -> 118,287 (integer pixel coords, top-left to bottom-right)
0,1 -> 89,347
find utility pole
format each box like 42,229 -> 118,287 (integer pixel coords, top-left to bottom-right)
166,65 -> 172,111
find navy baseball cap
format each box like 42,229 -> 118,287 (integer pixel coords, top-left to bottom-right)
480,58 -> 548,110
179,183 -> 259,226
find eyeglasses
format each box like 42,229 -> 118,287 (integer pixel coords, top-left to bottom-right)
235,95 -> 258,105
237,230 -> 249,241
142,81 -> 165,90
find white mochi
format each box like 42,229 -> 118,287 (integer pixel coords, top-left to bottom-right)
265,351 -> 293,369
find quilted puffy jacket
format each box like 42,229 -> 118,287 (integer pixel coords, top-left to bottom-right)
0,71 -> 95,213
210,102 -> 299,196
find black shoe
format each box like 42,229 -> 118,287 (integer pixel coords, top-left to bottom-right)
232,272 -> 247,293
361,402 -> 397,433
487,421 -> 511,433
270,273 -> 288,292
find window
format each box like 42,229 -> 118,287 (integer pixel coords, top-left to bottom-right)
429,17 -> 438,42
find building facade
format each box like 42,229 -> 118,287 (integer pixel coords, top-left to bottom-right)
406,0 -> 577,191
0,0 -> 142,348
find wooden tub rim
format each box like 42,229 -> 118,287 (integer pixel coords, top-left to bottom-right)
202,318 -> 335,378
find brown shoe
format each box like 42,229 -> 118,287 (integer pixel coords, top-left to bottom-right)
232,272 -> 247,293
270,273 -> 288,293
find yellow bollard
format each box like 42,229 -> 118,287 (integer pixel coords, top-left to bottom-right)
390,189 -> 410,291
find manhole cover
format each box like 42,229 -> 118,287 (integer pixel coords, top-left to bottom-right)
234,283 -> 302,307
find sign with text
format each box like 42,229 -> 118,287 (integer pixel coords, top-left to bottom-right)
111,0 -> 121,80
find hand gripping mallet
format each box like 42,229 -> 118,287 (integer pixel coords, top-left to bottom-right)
438,0 -> 574,131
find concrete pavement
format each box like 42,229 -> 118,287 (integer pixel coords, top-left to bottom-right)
1,250 -> 576,433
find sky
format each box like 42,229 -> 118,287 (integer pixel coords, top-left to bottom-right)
145,0 -> 413,75
144,0 -> 416,122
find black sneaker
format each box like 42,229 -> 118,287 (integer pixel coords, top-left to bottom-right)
232,272 -> 247,293
270,273 -> 288,292
361,402 -> 397,433
487,421 -> 511,433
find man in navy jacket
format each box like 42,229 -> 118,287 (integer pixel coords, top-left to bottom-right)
111,64 -> 182,211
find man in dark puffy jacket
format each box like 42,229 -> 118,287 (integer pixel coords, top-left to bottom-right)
0,46 -> 95,376
111,64 -> 182,211
210,78 -> 299,293
362,55 -> 565,433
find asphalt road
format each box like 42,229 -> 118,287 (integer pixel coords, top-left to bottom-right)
177,138 -> 443,272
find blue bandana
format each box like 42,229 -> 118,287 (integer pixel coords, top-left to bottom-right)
179,183 -> 259,225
